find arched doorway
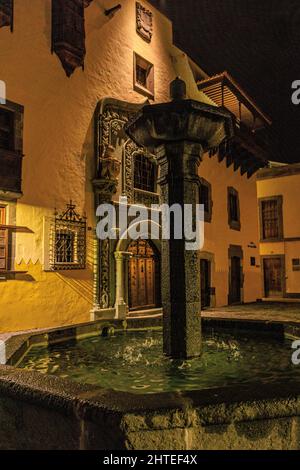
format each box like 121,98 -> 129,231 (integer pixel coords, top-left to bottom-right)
128,239 -> 161,311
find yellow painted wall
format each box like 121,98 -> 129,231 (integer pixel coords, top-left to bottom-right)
0,0 -> 178,332
257,172 -> 300,295
200,154 -> 262,306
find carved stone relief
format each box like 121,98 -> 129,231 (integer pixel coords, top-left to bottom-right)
136,2 -> 153,43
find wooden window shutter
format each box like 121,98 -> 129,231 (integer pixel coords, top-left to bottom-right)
0,0 -> 13,32
52,0 -> 87,77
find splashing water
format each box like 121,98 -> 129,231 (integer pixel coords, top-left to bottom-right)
18,329 -> 300,394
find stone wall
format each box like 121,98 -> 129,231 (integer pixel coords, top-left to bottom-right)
0,364 -> 300,450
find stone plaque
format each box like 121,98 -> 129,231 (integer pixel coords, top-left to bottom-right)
136,2 -> 153,43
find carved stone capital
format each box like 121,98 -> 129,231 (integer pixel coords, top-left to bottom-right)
93,178 -> 118,202
126,99 -> 234,151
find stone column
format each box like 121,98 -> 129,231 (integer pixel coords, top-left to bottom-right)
114,251 -> 131,319
157,142 -> 203,358
126,78 -> 233,359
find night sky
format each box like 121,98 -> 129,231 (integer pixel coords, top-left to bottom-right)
150,0 -> 300,163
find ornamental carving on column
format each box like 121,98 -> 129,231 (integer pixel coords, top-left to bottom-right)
136,2 -> 153,43
0,0 -> 13,31
52,0 -> 88,77
99,238 -> 110,308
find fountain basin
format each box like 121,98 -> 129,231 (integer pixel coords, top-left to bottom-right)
1,317 -> 300,450
17,327 -> 300,395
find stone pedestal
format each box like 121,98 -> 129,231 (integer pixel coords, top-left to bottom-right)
126,78 -> 233,359
158,142 -> 203,358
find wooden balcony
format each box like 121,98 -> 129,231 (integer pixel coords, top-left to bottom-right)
198,71 -> 271,177
0,148 -> 23,199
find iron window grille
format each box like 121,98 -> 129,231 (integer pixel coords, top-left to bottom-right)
49,201 -> 86,271
134,153 -> 156,193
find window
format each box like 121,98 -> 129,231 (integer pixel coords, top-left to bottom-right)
228,187 -> 241,230
0,205 -> 6,225
49,202 -> 86,271
250,257 -> 256,267
199,178 -> 212,222
292,259 -> 300,271
134,153 -> 156,193
0,228 -> 8,271
0,108 -> 14,150
55,230 -> 75,264
136,64 -> 148,88
259,196 -> 283,241
0,100 -> 24,197
134,53 -> 154,99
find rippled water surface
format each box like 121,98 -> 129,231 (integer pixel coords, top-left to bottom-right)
18,329 -> 300,394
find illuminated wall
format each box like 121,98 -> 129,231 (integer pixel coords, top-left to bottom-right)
257,168 -> 300,296
199,154 -> 262,306
0,0 -> 262,333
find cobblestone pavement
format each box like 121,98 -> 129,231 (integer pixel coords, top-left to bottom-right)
204,301 -> 300,324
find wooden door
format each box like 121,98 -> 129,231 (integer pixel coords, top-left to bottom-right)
128,240 -> 159,310
200,259 -> 211,309
263,257 -> 283,297
230,256 -> 242,304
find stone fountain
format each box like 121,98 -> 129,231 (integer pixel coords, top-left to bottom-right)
126,78 -> 233,359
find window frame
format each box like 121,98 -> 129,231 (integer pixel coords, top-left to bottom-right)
0,205 -> 6,225
259,195 -> 284,242
47,203 -> 87,272
199,177 -> 213,223
227,187 -> 241,231
0,227 -> 8,272
0,99 -> 24,198
133,52 -> 154,99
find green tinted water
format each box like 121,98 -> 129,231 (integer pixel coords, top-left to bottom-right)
18,329 -> 299,394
